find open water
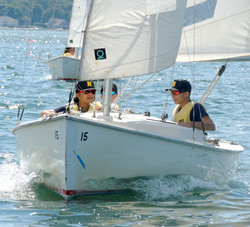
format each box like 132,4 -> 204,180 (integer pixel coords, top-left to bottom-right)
0,29 -> 249,226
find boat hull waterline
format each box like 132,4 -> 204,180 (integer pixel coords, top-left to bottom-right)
13,112 -> 243,198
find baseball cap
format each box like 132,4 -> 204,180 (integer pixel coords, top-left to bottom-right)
75,80 -> 96,93
100,83 -> 118,94
165,79 -> 191,92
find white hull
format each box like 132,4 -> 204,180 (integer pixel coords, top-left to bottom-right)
13,112 -> 243,198
47,56 -> 80,81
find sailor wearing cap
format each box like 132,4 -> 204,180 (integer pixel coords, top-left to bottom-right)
72,80 -> 97,112
94,83 -> 120,111
166,79 -> 215,131
40,80 -> 97,116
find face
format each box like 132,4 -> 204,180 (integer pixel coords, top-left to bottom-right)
101,90 -> 118,102
76,90 -> 96,106
171,90 -> 190,105
69,48 -> 75,54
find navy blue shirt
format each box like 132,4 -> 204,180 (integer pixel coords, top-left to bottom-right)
190,103 -> 208,122
54,105 -> 67,113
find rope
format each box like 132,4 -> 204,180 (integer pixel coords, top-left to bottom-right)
117,74 -> 156,108
200,63 -> 227,104
161,63 -> 176,120
17,0 -> 59,124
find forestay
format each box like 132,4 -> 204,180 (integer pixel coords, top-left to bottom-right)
66,0 -> 91,48
79,0 -> 187,80
177,0 -> 250,62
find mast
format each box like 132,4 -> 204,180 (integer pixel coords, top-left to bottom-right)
103,79 -> 112,116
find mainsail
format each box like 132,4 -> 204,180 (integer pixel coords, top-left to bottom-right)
177,0 -> 250,62
79,0 -> 187,80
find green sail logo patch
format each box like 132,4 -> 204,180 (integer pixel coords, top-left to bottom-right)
94,48 -> 106,60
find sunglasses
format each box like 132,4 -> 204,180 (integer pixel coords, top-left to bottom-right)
78,89 -> 96,95
171,90 -> 185,95
101,91 -> 116,96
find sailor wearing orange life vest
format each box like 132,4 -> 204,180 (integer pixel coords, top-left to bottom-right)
166,79 -> 216,131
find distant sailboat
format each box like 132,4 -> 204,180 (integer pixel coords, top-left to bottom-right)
47,0 -> 89,80
13,0 -> 247,199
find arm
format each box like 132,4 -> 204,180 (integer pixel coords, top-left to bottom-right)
40,105 -> 66,117
40,109 -> 56,117
178,103 -> 216,131
178,115 -> 216,131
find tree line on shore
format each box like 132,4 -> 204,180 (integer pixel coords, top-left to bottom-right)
0,0 -> 73,27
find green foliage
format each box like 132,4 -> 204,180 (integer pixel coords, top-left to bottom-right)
0,0 -> 73,26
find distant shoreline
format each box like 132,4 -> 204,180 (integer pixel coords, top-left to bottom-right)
0,26 -> 68,31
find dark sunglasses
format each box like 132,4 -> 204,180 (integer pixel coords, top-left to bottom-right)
78,89 -> 96,95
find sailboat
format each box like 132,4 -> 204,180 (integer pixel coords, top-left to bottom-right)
47,0 -> 89,80
13,0 -> 247,199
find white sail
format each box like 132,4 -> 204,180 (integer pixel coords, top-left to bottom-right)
79,0 -> 187,80
177,0 -> 250,62
66,0 -> 91,48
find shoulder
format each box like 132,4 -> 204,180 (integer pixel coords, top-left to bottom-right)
191,103 -> 209,120
193,103 -> 207,113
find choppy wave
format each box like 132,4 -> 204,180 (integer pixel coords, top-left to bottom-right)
0,156 -> 240,203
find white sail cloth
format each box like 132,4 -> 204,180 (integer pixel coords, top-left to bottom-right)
67,0 -> 90,48
177,0 -> 250,62
79,0 -> 187,80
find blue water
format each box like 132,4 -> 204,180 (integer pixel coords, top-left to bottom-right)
0,29 -> 249,226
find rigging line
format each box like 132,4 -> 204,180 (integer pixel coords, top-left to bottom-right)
162,62 -> 176,120
118,74 -> 156,108
192,103 -> 195,133
192,0 -> 197,99
183,31 -> 195,75
26,38 -> 40,61
118,77 -> 141,107
113,77 -> 135,107
197,102 -> 206,136
50,0 -> 59,23
45,0 -> 59,59
191,102 -> 206,139
67,79 -> 78,113
200,63 -> 227,104
17,1 -> 34,123
18,0 -> 59,123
